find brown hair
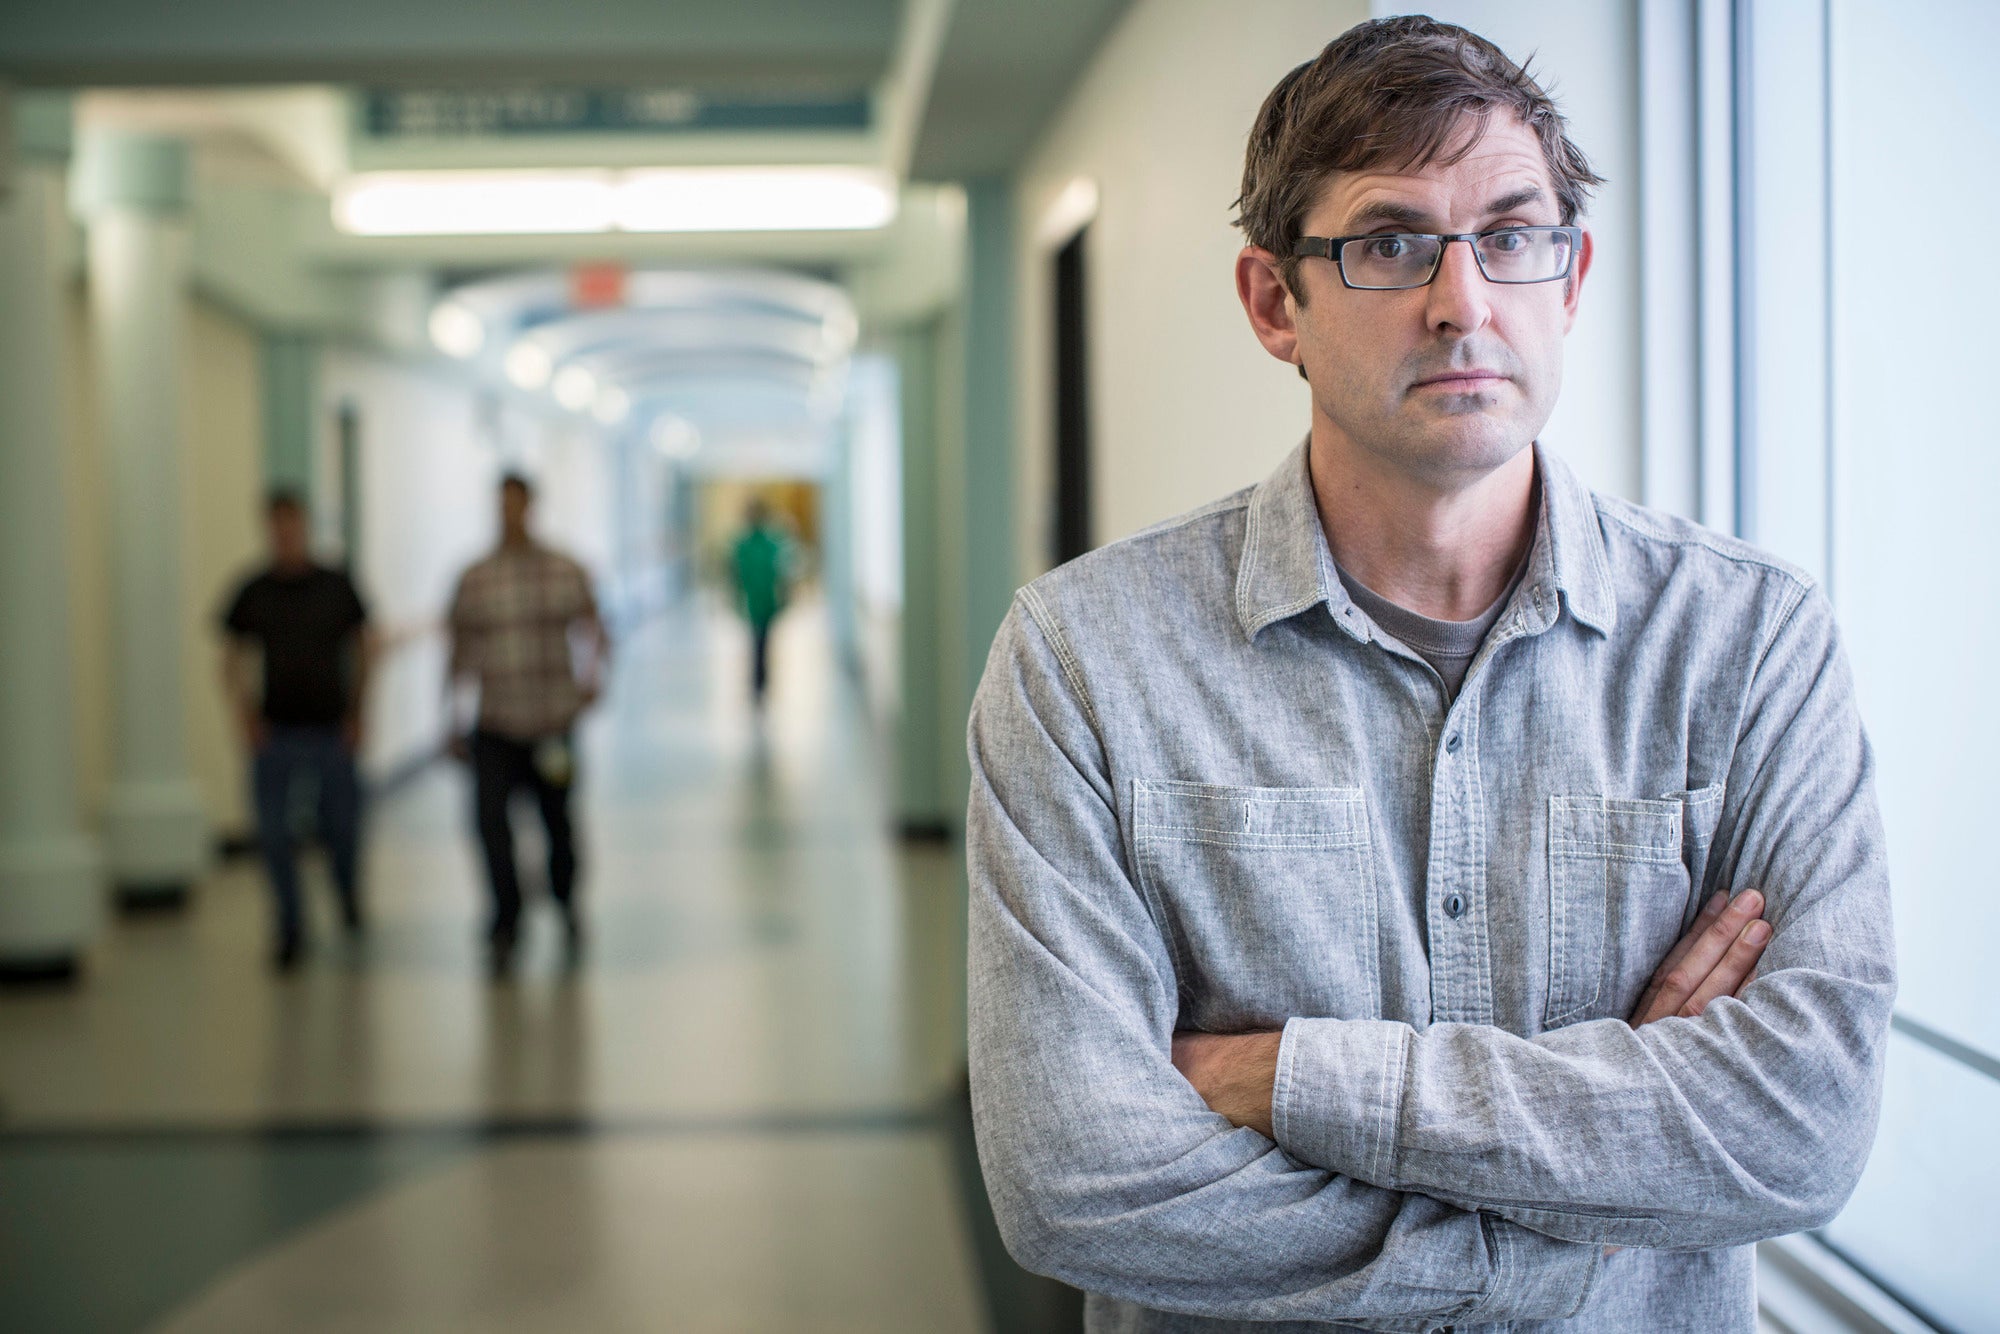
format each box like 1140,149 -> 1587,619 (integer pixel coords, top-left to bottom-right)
1236,15 -> 1603,297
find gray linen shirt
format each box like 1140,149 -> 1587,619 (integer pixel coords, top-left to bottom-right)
965,442 -> 1895,1333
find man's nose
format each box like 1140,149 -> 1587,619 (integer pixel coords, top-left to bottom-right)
1423,238 -> 1493,335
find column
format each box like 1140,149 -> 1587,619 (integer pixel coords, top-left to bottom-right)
71,129 -> 208,908
894,321 -> 950,838
0,91 -> 104,979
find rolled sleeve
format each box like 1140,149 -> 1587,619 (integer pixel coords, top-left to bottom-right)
1274,1016 -> 1602,1322
1273,1017 -> 1408,1187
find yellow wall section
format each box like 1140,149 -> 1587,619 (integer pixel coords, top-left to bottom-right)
60,285 -> 263,841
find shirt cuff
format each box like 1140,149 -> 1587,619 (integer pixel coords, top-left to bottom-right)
1466,1216 -> 1605,1321
1271,1016 -> 1411,1185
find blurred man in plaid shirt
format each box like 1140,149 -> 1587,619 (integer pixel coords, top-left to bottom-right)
446,473 -> 610,973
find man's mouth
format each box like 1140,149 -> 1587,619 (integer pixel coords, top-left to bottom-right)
1411,370 -> 1508,391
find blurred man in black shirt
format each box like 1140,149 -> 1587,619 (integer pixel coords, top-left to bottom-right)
220,491 -> 374,970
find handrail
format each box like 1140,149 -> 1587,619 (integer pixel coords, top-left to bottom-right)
1889,1012 -> 2000,1087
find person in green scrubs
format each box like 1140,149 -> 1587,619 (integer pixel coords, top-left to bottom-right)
730,499 -> 793,704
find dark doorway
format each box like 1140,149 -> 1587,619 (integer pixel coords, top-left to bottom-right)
1052,227 -> 1092,567
334,401 -> 362,564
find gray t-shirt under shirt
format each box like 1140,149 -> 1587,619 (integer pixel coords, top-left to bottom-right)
1335,558 -> 1527,699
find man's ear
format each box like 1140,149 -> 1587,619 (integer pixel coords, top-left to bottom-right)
1562,229 -> 1595,333
1236,246 -> 1304,371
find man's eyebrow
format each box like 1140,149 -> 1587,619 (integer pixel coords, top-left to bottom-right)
1338,200 -> 1435,233
1335,186 -> 1554,235
1483,186 -> 1550,219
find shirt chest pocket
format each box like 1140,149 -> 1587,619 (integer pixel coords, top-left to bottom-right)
1544,788 -> 1724,1030
1132,781 -> 1381,1028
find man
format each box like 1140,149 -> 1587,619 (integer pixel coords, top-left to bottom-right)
730,498 -> 793,704
966,17 -> 1893,1333
446,473 -> 609,972
220,490 -> 373,971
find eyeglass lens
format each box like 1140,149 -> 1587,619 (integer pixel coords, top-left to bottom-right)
1339,228 -> 1573,289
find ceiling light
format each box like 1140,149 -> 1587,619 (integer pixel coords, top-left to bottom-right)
615,167 -> 896,233
427,300 -> 485,358
593,386 -> 631,426
504,340 -> 552,390
651,415 -> 700,460
552,365 -> 598,412
333,168 -> 896,236
335,172 -> 616,236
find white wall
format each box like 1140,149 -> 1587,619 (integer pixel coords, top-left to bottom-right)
1013,0 -> 1645,579
845,353 -> 904,721
1014,0 -> 1362,567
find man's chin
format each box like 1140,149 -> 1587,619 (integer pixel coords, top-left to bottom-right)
1383,429 -> 1533,486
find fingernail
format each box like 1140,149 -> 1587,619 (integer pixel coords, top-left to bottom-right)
1745,921 -> 1771,945
1706,891 -> 1727,911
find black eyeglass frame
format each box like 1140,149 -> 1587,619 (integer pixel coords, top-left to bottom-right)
1292,225 -> 1584,290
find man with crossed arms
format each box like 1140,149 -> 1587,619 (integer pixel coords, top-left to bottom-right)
966,16 -> 1893,1332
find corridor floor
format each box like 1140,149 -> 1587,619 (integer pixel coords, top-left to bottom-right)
0,601 -> 986,1333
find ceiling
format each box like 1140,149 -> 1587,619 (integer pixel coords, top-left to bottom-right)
7,0 -> 1136,476
0,0 -> 902,89
0,0 -> 1134,179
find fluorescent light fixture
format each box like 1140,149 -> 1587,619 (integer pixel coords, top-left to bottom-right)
504,340 -> 553,390
615,167 -> 896,233
651,415 -> 700,460
552,365 -> 598,412
428,300 -> 485,358
593,386 -> 631,426
332,167 -> 896,236
337,172 -> 617,236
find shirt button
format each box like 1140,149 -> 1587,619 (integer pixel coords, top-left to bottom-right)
1445,734 -> 1461,754
1445,893 -> 1466,919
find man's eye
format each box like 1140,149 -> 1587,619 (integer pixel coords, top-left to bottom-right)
1489,230 -> 1528,252
1365,236 -> 1408,260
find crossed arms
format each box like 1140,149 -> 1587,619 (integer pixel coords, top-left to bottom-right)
965,587 -> 1896,1327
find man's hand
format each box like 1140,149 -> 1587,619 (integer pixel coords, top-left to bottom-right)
1629,889 -> 1771,1027
1171,1030 -> 1282,1137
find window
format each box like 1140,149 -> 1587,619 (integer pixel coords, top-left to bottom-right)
1736,1 -> 2000,1326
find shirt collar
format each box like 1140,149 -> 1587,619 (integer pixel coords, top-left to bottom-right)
1233,439 -> 1617,643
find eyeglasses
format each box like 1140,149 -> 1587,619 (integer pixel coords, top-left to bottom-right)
1292,226 -> 1582,290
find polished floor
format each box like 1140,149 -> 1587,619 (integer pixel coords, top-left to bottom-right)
0,600 -> 990,1333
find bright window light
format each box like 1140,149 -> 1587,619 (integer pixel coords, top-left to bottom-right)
332,168 -> 896,236
552,365 -> 598,412
336,172 -> 617,236
428,300 -> 485,358
615,167 -> 896,233
593,385 -> 631,426
504,340 -> 553,390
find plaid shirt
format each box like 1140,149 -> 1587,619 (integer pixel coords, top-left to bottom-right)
447,542 -> 598,740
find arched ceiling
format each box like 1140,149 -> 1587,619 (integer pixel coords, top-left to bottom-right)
436,266 -> 859,475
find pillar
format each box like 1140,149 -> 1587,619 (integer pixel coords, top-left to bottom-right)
71,130 -> 208,909
0,90 -> 104,979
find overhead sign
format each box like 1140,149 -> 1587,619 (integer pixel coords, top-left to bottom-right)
363,88 -> 872,138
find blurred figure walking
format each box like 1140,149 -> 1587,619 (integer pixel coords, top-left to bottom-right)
219,490 -> 374,972
730,499 -> 794,705
446,473 -> 610,973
